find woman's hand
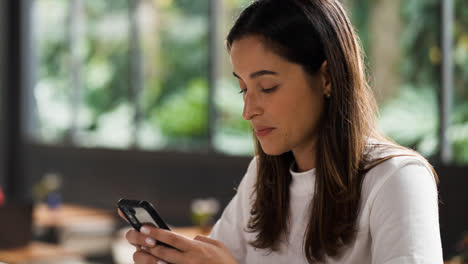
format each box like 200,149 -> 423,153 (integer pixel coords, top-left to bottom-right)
125,225 -> 238,264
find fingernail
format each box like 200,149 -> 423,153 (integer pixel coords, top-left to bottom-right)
141,246 -> 148,250
140,226 -> 150,235
145,237 -> 156,246
157,261 -> 168,264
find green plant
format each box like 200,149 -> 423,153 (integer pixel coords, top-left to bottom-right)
349,0 -> 468,163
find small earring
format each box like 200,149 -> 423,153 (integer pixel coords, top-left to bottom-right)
325,93 -> 331,99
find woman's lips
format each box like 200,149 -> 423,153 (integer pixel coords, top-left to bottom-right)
255,127 -> 275,137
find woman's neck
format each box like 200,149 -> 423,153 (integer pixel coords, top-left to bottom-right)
292,144 -> 317,172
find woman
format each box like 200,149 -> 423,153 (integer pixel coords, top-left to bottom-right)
123,0 -> 443,263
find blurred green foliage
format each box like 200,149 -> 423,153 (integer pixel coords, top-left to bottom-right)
153,0 -> 210,142
350,0 -> 468,163
213,0 -> 256,155
35,0 -> 467,159
379,86 -> 438,157
35,0 -> 210,148
215,79 -> 251,135
155,78 -> 208,138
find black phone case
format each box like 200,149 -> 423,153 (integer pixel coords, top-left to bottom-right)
117,198 -> 175,249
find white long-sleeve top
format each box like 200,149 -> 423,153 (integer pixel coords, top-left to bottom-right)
209,149 -> 443,263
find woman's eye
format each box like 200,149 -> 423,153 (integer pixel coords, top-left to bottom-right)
262,85 -> 279,93
238,85 -> 278,94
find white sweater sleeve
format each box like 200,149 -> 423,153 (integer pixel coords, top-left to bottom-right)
369,161 -> 443,264
209,158 -> 257,263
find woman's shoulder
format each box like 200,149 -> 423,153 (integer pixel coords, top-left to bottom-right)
365,138 -> 429,168
358,144 -> 442,263
361,141 -> 437,204
365,139 -> 432,173
366,153 -> 432,181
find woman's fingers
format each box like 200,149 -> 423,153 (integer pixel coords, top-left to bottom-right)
146,244 -> 184,264
133,250 -> 167,264
126,229 -> 159,248
127,226 -> 186,263
126,226 -> 191,262
140,225 -> 192,252
127,226 -> 238,264
117,208 -> 128,223
193,235 -> 224,248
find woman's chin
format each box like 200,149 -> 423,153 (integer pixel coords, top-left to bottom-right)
260,143 -> 287,156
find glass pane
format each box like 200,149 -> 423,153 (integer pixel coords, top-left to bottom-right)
348,0 -> 440,158
78,0 -> 132,148
34,0 -> 71,143
452,0 -> 468,164
142,0 -> 210,150
213,0 -> 254,156
32,0 -> 210,150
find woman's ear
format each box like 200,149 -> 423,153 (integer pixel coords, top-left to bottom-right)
320,61 -> 331,97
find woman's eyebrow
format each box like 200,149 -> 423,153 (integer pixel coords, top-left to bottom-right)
232,70 -> 278,80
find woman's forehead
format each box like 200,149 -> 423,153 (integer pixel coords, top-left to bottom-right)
230,36 -> 291,77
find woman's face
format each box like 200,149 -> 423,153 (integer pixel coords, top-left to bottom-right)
230,35 -> 329,156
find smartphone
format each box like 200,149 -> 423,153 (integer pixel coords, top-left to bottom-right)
117,198 -> 174,248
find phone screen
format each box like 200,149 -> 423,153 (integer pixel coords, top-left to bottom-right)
118,199 -> 171,231
133,207 -> 159,227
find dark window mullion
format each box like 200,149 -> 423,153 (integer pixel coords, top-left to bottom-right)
22,0 -> 37,142
208,0 -> 220,150
4,0 -> 24,200
440,0 -> 454,164
0,0 -> 5,189
66,0 -> 83,145
128,0 -> 143,148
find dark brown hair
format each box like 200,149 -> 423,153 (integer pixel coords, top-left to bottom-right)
226,0 -> 438,262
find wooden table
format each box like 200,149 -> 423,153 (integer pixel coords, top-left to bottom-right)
0,203 -> 117,263
34,203 -> 117,256
0,241 -> 84,263
34,203 -> 115,228
1,204 -> 212,263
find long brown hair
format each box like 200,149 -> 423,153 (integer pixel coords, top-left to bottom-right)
226,0 -> 438,262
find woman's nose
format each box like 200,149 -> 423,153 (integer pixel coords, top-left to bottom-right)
242,93 -> 262,120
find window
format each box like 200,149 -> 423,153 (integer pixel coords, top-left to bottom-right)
347,0 -> 468,164
28,0 -> 467,161
33,0 -> 211,150
32,0 -> 255,155
213,0 -> 253,155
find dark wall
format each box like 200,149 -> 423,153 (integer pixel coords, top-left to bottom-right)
23,143 -> 251,227
436,165 -> 468,258
23,143 -> 468,258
